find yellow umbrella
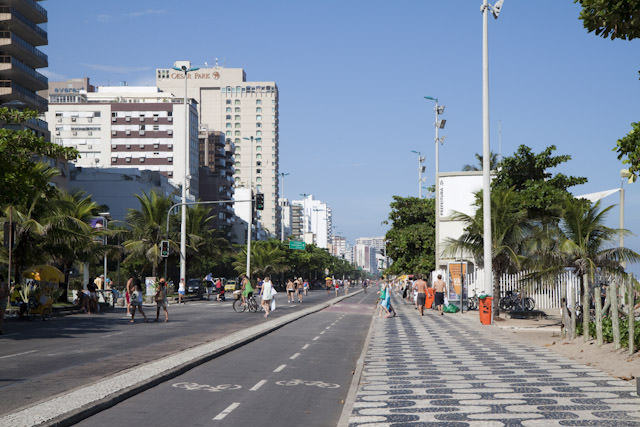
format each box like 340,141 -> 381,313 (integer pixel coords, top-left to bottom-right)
22,265 -> 65,283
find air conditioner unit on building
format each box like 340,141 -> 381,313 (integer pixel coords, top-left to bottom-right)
71,117 -> 76,122
94,158 -> 99,163
126,130 -> 131,135
111,144 -> 116,149
87,144 -> 92,149
168,117 -> 173,122
168,144 -> 173,149
140,157 -> 145,163
55,131 -> 60,135
72,131 -> 77,136
139,130 -> 145,135
88,131 -> 92,136
125,157 -> 131,163
111,117 -> 116,122
168,130 -> 173,135
153,143 -> 159,149
168,157 -> 173,162
139,144 -> 144,149
112,130 -> 117,135
111,157 -> 117,162
125,116 -> 131,122
126,144 -> 131,149
153,116 -> 158,122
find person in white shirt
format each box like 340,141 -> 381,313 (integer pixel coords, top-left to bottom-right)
260,276 -> 273,319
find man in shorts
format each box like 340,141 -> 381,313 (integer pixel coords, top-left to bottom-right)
434,274 -> 446,315
155,278 -> 169,322
414,274 -> 428,316
286,279 -> 295,303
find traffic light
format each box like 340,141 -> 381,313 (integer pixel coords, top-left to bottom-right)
256,193 -> 264,210
160,240 -> 169,257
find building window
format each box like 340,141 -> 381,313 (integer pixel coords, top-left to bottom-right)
235,154 -> 241,159
256,177 -> 262,183
234,138 -> 240,144
256,154 -> 262,159
235,100 -> 240,105
256,99 -> 262,105
256,146 -> 262,152
236,162 -> 241,167
235,123 -> 241,128
256,130 -> 262,136
226,107 -> 232,113
226,131 -> 231,137
256,107 -> 262,113
257,185 -> 262,192
235,115 -> 241,121
255,137 -> 262,143
226,115 -> 231,120
226,123 -> 232,129
256,115 -> 262,121
226,100 -> 231,105
256,169 -> 261,174
235,107 -> 241,113
235,131 -> 241,136
256,123 -> 262,128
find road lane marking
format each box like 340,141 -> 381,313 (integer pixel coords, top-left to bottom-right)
212,402 -> 240,420
103,332 -> 123,338
325,326 -> 331,330
249,380 -> 267,391
302,343 -> 310,350
273,364 -> 287,372
290,353 -> 300,360
319,331 -> 325,335
0,350 -> 37,359
312,336 -> 320,341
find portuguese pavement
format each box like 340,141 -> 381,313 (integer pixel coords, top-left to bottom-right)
345,295 -> 640,426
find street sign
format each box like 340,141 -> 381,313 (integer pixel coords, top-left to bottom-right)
289,240 -> 306,250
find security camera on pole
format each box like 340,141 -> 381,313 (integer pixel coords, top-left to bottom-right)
172,60 -> 199,285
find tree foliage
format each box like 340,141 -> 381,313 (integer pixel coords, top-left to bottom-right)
0,108 -> 77,208
614,122 -> 640,180
492,145 -> 586,219
384,196 -> 435,275
575,0 -> 640,40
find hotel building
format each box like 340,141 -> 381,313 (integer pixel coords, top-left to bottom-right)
156,66 -> 280,235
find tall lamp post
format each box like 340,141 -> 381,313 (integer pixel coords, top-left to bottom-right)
424,96 -> 446,270
480,0 -> 504,296
410,150 -> 425,199
98,212 -> 110,283
242,136 -> 255,278
172,61 -> 199,284
279,172 -> 290,241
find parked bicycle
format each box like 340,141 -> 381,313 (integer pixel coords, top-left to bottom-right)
233,294 -> 259,313
499,290 -> 535,312
467,288 -> 479,310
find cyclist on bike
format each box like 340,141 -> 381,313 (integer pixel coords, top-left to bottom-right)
241,274 -> 253,304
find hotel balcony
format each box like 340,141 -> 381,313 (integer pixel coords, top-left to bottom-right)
0,7 -> 47,46
0,80 -> 47,112
0,55 -> 46,90
0,31 -> 47,68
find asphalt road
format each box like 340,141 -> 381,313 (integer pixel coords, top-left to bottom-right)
75,291 -> 377,427
0,290 -> 354,415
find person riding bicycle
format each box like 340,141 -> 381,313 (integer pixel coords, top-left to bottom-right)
241,274 -> 253,304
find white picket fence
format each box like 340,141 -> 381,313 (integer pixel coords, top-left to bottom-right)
433,268 -> 582,311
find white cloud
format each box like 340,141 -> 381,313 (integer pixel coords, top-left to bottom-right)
94,9 -> 166,23
126,9 -> 167,18
40,69 -> 66,80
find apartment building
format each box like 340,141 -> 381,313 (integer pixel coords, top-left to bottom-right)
290,194 -> 332,248
44,85 -> 199,199
0,0 -> 48,137
156,65 -> 279,235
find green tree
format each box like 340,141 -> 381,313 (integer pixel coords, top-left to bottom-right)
575,0 -> 640,40
384,196 -> 435,275
443,187 -> 532,316
559,199 -> 640,340
0,108 -> 77,208
233,239 -> 288,279
462,152 -> 500,171
614,122 -> 640,181
122,191 -> 175,278
492,145 -> 587,220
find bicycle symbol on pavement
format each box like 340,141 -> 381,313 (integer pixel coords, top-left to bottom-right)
275,379 -> 340,388
172,382 -> 242,392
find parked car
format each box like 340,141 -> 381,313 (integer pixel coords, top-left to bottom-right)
224,280 -> 238,292
186,279 -> 204,296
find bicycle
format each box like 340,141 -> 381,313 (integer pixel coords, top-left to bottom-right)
499,291 -> 535,312
233,294 -> 259,313
467,289 -> 479,311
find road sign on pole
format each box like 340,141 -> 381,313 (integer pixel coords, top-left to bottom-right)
288,240 -> 306,250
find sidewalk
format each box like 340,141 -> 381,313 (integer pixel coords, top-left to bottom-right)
341,295 -> 640,426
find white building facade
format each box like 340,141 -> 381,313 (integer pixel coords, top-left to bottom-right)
291,194 -> 332,249
156,66 -> 279,235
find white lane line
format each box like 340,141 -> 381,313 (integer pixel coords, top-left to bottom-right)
212,402 -> 240,420
319,331 -> 325,335
302,343 -> 310,350
0,349 -> 37,359
290,353 -> 300,360
312,336 -> 320,341
273,364 -> 286,373
249,379 -> 267,391
325,326 -> 331,330
103,332 -> 123,338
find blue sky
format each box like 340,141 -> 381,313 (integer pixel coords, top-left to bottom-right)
44,1 -> 640,272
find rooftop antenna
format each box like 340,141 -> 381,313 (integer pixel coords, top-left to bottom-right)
204,61 -> 208,68
215,57 -> 219,68
498,120 -> 502,161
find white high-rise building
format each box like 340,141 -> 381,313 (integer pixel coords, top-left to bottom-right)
291,194 -> 332,248
156,66 -> 279,235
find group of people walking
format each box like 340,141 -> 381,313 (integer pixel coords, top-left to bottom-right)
376,274 -> 449,318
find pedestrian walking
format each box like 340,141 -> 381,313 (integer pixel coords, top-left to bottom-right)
414,275 -> 428,316
155,278 -> 169,322
334,279 -> 340,297
177,278 -> 186,304
303,279 -> 309,296
433,274 -> 446,315
286,279 -> 295,303
0,273 -> 9,335
344,279 -> 350,295
261,276 -> 274,319
130,275 -> 148,323
326,277 -> 333,296
125,273 -> 134,315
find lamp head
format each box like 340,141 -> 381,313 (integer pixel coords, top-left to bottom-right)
492,0 -> 504,19
424,96 -> 437,102
437,119 -> 446,129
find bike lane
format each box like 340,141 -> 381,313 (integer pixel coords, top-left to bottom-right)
75,292 -> 378,427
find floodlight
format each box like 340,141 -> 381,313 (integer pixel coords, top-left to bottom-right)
437,119 -> 446,129
492,0 -> 504,19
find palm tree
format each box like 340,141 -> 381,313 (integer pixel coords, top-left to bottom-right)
462,152 -> 500,171
233,239 -> 288,279
122,191 -> 174,278
184,203 -> 231,278
443,187 -> 531,316
559,199 -> 640,341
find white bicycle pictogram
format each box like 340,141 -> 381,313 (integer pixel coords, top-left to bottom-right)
275,379 -> 340,388
172,382 -> 242,392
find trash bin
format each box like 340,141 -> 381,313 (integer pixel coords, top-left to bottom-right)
479,296 -> 492,325
425,288 -> 435,309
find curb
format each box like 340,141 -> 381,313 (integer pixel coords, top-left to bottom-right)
1,290 -> 363,427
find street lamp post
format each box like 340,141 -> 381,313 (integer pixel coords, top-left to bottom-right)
424,96 -> 446,270
410,150 -> 425,199
242,136 -> 255,278
172,61 -> 199,284
480,0 -> 504,296
98,212 -> 110,283
280,172 -> 290,241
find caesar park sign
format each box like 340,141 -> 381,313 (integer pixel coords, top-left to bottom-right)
289,240 -> 306,250
169,70 -> 221,80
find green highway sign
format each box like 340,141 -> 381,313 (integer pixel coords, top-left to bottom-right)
289,240 -> 306,250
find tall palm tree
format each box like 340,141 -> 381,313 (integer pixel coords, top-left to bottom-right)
559,199 -> 640,340
233,239 -> 288,279
462,152 -> 500,171
184,203 -> 231,278
443,187 -> 531,316
122,191 -> 174,278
